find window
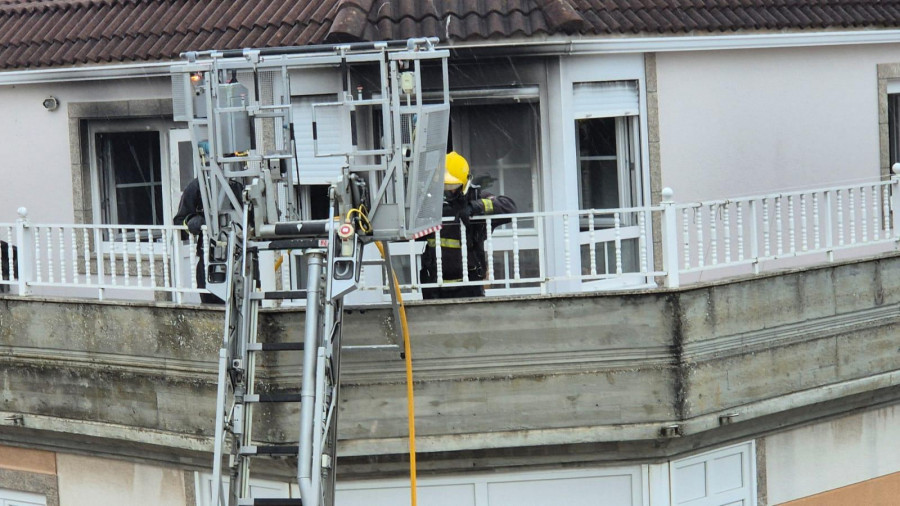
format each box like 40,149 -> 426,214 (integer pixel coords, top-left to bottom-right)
450,101 -> 539,215
0,488 -> 46,506
89,121 -> 170,226
576,116 -> 639,215
572,81 -> 643,278
450,98 -> 543,289
889,93 -> 900,167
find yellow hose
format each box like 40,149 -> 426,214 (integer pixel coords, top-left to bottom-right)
375,241 -> 417,506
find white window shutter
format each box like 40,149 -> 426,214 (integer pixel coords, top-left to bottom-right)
292,95 -> 347,184
573,81 -> 639,119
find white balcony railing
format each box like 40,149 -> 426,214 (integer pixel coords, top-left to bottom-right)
1,176 -> 898,303
0,209 -> 206,302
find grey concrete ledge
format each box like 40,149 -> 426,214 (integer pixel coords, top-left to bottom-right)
1,251 -> 899,476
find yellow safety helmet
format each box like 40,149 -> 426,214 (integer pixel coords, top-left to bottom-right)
444,151 -> 470,188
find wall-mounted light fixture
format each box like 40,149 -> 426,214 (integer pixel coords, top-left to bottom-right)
42,96 -> 59,111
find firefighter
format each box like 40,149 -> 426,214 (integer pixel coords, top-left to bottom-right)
174,178 -> 224,304
420,151 -> 517,299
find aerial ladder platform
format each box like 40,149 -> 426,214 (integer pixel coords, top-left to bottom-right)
171,38 -> 450,506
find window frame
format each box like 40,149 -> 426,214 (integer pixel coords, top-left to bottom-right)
0,487 -> 47,506
87,119 -> 175,229
449,92 -> 542,215
575,115 -> 641,227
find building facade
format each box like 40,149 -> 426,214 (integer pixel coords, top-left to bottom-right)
2,1 -> 900,505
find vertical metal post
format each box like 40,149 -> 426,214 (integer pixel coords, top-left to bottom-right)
824,190 -> 834,262
660,189 -> 679,289
298,251 -> 324,505
15,207 -> 33,296
891,165 -> 900,242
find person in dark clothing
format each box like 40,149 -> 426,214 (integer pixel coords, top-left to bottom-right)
174,178 -> 224,304
0,240 -> 16,293
420,151 -> 517,299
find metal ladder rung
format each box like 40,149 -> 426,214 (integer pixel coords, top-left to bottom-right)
250,290 -> 307,300
244,393 -> 302,403
248,342 -> 304,351
238,498 -> 303,505
240,445 -> 299,456
249,238 -> 327,251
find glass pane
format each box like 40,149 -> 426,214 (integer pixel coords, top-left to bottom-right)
578,117 -> 616,157
488,249 -> 540,285
580,159 -> 619,210
178,140 -> 195,191
115,185 -> 163,225
453,103 -> 538,214
577,117 -> 620,211
100,131 -> 160,185
580,238 -> 639,275
890,94 -> 900,167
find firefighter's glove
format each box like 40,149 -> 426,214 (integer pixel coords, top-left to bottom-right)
465,199 -> 485,218
186,214 -> 205,235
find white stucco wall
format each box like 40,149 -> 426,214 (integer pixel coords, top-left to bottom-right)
656,43 -> 900,202
56,454 -> 186,506
764,403 -> 900,504
0,77 -> 169,224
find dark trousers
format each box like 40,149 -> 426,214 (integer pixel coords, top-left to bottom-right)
0,241 -> 17,294
196,252 -> 225,304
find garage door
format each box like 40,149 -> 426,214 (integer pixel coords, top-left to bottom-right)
336,466 -> 643,506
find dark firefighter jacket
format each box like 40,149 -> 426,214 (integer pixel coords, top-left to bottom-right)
174,179 -> 205,234
420,188 -> 517,284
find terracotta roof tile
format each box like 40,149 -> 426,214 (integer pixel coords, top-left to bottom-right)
4,1 -> 900,69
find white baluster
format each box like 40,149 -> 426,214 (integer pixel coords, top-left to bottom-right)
435,226 -> 444,284
723,204 -> 731,264
788,195 -> 795,254
848,188 -> 856,244
860,186 -> 868,242
537,215 -> 548,294
408,240 -> 418,292
46,228 -> 54,283
148,230 -> 157,288
682,208 -> 690,269
512,217 -> 521,280
121,227 -> 129,285
109,230 -> 117,286
709,205 -> 717,266
188,233 -> 197,289
736,203 -> 744,261
638,211 -> 647,273
588,212 -> 597,276
762,198 -> 771,257
34,227 -> 42,283
800,195 -> 808,252
70,229 -> 78,284
748,199 -> 759,273
460,221 -> 469,283
775,196 -> 783,256
813,193 -> 821,250
696,206 -> 704,266
135,228 -> 143,286
161,230 -> 171,289
82,229 -> 90,285
614,213 -> 622,275
280,251 -> 290,293
564,214 -> 571,277
884,185 -> 891,237
873,186 -> 881,241
837,190 -> 845,246
58,228 -> 66,283
4,228 -> 13,281
486,217 -> 495,281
